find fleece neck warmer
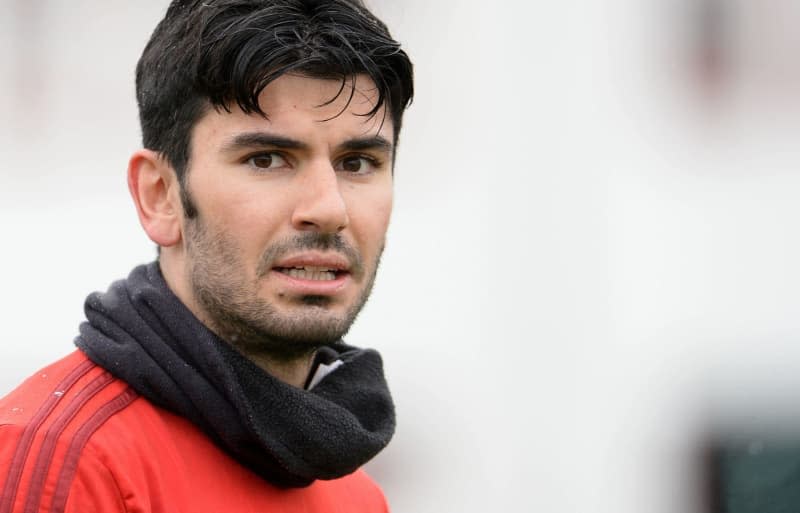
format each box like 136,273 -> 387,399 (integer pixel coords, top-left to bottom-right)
75,262 -> 394,488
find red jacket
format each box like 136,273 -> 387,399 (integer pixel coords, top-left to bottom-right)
0,350 -> 389,513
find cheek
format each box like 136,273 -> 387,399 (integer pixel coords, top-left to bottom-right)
206,176 -> 287,223
346,186 -> 393,252
200,189 -> 290,261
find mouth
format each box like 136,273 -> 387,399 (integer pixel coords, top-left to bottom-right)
275,266 -> 344,282
268,253 -> 353,294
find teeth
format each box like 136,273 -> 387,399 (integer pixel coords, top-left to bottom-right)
281,267 -> 337,281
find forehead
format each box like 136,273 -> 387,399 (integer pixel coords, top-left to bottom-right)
261,73 -> 382,118
195,73 -> 394,144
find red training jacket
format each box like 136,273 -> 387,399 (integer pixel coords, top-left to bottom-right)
0,350 -> 389,513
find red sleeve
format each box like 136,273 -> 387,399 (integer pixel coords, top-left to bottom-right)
62,445 -> 127,513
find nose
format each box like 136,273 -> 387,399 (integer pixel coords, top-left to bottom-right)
290,161 -> 349,233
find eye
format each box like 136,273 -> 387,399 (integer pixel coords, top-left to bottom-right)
247,152 -> 288,170
336,155 -> 380,174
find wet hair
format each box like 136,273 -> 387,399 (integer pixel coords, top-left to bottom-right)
135,0 -> 414,216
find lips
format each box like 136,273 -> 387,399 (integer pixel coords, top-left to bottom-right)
270,253 -> 353,292
276,266 -> 339,281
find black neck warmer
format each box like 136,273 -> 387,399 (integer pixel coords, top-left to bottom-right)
75,263 -> 394,488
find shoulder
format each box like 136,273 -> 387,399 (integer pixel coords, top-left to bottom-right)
0,350 -> 137,513
0,350 -> 137,423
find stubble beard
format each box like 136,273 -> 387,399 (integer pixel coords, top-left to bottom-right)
184,216 -> 382,362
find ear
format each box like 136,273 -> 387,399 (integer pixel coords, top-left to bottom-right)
127,149 -> 183,247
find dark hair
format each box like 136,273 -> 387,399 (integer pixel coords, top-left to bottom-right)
136,0 -> 413,215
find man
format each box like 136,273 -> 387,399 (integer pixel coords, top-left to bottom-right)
0,0 -> 413,511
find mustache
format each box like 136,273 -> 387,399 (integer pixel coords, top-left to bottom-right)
256,233 -> 364,279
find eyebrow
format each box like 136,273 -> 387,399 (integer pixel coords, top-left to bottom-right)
339,135 -> 393,155
221,131 -> 394,156
221,133 -> 309,154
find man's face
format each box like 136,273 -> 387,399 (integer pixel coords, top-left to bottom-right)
176,74 -> 394,359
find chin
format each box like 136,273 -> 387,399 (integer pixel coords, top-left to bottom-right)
298,295 -> 335,307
